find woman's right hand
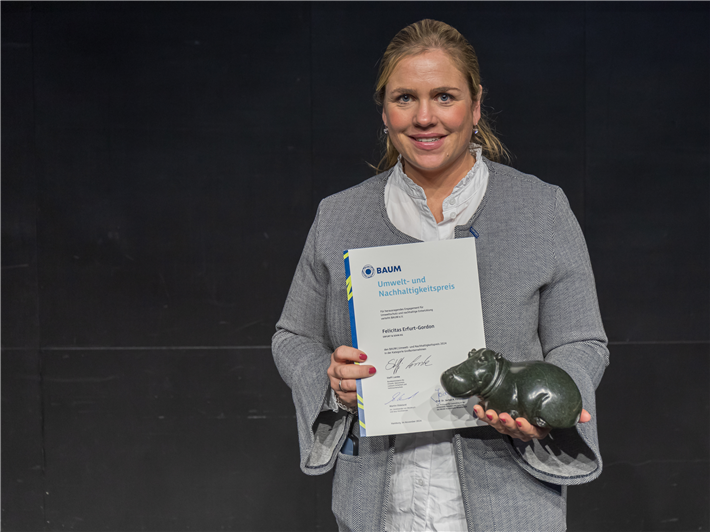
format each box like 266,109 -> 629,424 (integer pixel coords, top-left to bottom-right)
327,346 -> 376,409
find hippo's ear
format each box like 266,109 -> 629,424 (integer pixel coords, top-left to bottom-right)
494,352 -> 503,360
468,349 -> 477,358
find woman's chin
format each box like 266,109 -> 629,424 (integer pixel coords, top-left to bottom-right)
402,156 -> 453,177
401,149 -> 472,179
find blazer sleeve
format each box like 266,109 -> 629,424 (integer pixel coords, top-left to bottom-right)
272,203 -> 353,476
509,187 -> 610,485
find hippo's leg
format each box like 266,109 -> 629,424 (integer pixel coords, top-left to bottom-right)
478,397 -> 489,411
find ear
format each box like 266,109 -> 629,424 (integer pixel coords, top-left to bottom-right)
472,84 -> 482,125
382,107 -> 388,128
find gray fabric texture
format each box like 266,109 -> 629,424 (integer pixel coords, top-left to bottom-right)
272,158 -> 609,531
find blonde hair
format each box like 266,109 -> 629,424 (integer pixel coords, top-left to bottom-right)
373,19 -> 509,172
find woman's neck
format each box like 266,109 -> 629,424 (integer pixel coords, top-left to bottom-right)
403,151 -> 476,223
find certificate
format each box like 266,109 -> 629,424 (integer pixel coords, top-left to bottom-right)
344,238 -> 487,437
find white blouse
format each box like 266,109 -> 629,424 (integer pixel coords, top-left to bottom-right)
384,146 -> 488,241
383,146 -> 489,532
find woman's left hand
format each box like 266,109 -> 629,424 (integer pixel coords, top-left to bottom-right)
472,405 -> 591,442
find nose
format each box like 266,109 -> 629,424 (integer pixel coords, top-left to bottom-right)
413,100 -> 436,128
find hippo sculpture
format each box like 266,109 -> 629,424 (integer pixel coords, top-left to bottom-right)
440,348 -> 583,429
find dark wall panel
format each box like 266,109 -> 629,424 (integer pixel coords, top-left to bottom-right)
584,3 -> 710,343
568,343 -> 709,531
34,124 -> 311,348
571,461 -> 708,532
2,4 -> 46,529
31,2 -> 313,348
1,350 -> 46,531
31,2 -> 309,131
41,348 -> 330,531
2,2 -> 39,349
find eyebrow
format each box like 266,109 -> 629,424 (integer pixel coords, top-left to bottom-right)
431,86 -> 463,93
389,86 -> 464,95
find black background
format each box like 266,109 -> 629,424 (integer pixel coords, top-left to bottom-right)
2,2 -> 708,531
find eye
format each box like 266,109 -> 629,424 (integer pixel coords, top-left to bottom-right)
398,94 -> 412,103
438,93 -> 453,103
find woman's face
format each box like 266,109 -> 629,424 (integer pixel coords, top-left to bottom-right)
382,49 -> 480,182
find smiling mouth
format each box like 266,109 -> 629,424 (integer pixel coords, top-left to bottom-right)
413,137 -> 443,143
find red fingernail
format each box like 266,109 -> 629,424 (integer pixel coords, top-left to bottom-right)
368,367 -> 376,374
486,414 -> 493,420
500,416 -> 507,424
516,420 -> 522,427
359,353 -> 368,361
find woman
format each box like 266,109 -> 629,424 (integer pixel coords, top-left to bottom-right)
273,19 -> 608,532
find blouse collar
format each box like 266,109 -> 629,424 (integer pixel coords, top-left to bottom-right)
391,144 -> 485,204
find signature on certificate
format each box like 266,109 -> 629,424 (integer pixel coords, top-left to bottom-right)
385,391 -> 420,405
405,354 -> 432,370
432,386 -> 454,404
385,357 -> 404,374
385,355 -> 433,375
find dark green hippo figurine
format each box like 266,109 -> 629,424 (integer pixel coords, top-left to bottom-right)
440,348 -> 583,429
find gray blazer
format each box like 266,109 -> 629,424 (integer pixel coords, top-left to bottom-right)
273,159 -> 609,531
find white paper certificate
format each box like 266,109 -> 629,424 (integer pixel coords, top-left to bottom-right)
344,238 -> 487,437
